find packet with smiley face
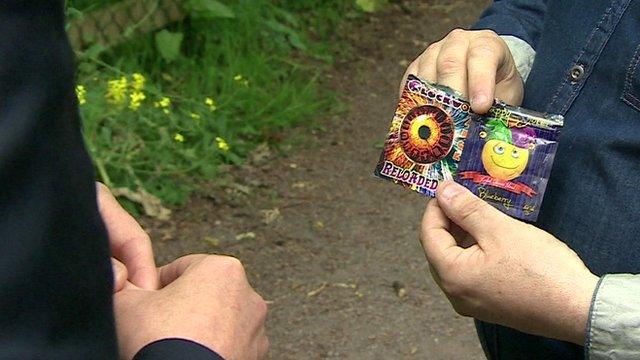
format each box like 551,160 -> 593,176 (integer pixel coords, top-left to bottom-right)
456,103 -> 564,221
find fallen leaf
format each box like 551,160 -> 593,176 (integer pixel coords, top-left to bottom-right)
292,181 -> 310,189
356,0 -> 387,12
261,208 -> 281,225
228,183 -> 251,195
203,236 -> 220,246
291,283 -> 304,291
398,288 -> 407,298
235,232 -> 256,241
314,221 -> 325,230
112,187 -> 171,220
333,283 -> 357,289
410,346 -> 418,355
392,281 -> 407,298
307,282 -> 327,297
250,143 -> 271,165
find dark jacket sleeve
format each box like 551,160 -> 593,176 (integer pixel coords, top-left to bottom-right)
0,1 -> 118,359
0,2 -> 220,360
134,339 -> 224,360
471,0 -> 548,49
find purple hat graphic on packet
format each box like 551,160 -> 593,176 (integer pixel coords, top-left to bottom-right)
511,127 -> 537,149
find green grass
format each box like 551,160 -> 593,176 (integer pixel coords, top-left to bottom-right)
69,0 -> 357,207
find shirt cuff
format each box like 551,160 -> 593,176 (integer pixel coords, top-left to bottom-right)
133,338 -> 224,360
500,35 -> 536,82
586,274 -> 640,359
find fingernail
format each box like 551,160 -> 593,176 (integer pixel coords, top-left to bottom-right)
439,182 -> 462,201
471,93 -> 487,107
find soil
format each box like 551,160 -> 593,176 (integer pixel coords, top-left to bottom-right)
142,1 -> 491,358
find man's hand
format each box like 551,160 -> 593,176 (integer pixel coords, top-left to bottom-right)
421,182 -> 599,345
114,254 -> 269,360
402,29 -> 524,113
97,183 -> 159,290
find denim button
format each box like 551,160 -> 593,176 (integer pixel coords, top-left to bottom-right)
569,64 -> 585,82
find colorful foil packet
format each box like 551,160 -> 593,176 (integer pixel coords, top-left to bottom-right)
374,74 -> 564,221
373,74 -> 472,197
456,103 -> 563,221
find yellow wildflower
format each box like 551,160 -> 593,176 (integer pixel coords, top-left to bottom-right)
234,75 -> 249,86
174,133 -> 185,143
216,137 -> 230,152
190,112 -> 201,120
106,76 -> 128,105
154,97 -> 171,108
75,85 -> 87,105
129,91 -> 146,111
204,97 -> 217,112
154,97 -> 171,114
132,73 -> 146,91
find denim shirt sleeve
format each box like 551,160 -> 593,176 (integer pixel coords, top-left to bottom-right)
586,274 -> 640,359
472,0 -> 548,49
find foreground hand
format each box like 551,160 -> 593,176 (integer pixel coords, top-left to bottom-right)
113,254 -> 269,360
96,183 -> 159,290
402,29 -> 523,113
421,182 -> 599,345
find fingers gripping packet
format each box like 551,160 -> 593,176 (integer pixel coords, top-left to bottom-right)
373,74 -> 564,221
373,75 -> 472,196
456,103 -> 564,221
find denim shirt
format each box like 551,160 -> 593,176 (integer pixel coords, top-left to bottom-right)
472,1 -> 640,359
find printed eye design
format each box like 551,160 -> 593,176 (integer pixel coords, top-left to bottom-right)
493,144 -> 505,155
511,149 -> 520,158
399,105 -> 454,164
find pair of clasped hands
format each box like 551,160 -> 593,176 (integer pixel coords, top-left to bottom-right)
98,183 -> 268,360
104,29 -> 599,360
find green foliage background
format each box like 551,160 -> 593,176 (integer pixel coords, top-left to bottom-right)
67,0 -> 361,207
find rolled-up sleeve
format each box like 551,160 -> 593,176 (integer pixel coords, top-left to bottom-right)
500,35 -> 536,82
586,274 -> 640,359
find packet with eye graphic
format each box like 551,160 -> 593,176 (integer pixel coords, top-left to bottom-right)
373,75 -> 472,196
456,103 -> 564,221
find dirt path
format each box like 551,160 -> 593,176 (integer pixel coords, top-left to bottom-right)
143,1 -> 490,358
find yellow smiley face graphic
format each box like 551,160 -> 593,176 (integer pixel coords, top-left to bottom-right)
481,139 -> 529,181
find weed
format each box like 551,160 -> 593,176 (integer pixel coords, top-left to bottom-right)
68,0 -> 357,207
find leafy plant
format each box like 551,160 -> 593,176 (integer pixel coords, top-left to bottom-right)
355,0 -> 388,12
185,0 -> 235,19
69,0 -> 352,207
155,29 -> 183,63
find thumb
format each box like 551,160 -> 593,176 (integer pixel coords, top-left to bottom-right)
421,198 -> 464,271
158,254 -> 208,288
111,258 -> 128,293
435,181 -> 506,245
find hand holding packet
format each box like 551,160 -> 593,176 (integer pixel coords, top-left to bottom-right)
374,75 -> 563,221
